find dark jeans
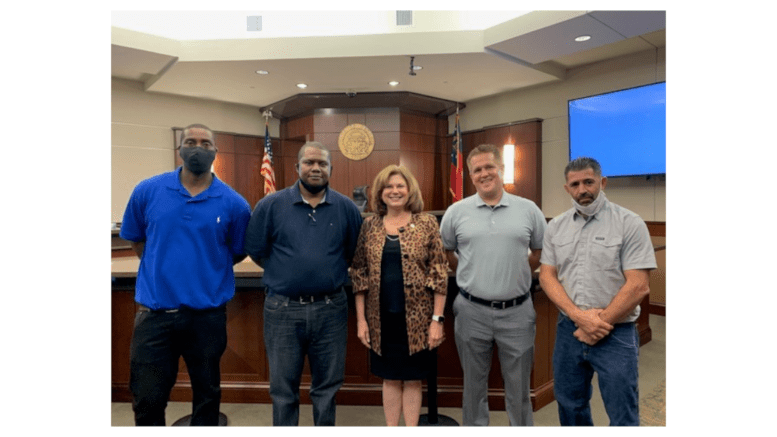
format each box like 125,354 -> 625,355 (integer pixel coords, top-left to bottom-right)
553,314 -> 640,426
263,290 -> 348,426
129,305 -> 227,426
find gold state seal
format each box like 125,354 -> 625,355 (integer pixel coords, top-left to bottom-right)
338,123 -> 375,161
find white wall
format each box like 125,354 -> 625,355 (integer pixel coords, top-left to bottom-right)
454,48 -> 666,221
111,78 -> 279,222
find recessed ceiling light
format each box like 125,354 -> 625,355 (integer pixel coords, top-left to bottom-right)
575,35 -> 591,42
389,81 -> 400,86
296,83 -> 308,89
256,70 -> 269,75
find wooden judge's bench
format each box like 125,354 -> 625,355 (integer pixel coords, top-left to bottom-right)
111,233 -> 652,412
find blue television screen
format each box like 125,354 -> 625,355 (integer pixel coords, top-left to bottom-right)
568,82 -> 666,177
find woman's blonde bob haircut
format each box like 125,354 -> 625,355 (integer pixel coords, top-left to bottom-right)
369,165 -> 424,216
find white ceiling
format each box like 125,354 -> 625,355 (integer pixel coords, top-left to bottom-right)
111,10 -> 665,113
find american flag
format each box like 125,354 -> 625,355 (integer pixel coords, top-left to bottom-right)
261,122 -> 276,195
449,112 -> 463,202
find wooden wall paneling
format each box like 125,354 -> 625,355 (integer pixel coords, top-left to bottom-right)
213,152 -> 236,188
637,295 -> 652,345
311,132 -> 340,151
482,125 -> 510,150
435,145 -> 450,211
220,290 -> 268,401
529,290 -> 558,409
365,108 -> 400,132
280,138 -> 303,157
400,111 -> 437,136
460,132 -> 478,198
281,156 -> 298,189
442,135 -> 453,209
343,293 -> 381,386
398,112 -> 438,209
233,135 -> 261,155
111,289 -> 136,401
313,111 -> 348,134
284,114 -> 314,141
347,112 -> 367,126
347,151 -> 399,204
280,139 -> 305,190
400,131 -> 435,153
507,140 -> 541,206
372,131 -> 400,151
399,151 -> 436,212
434,117 -> 448,210
328,151 -> 350,197
510,121 -> 541,144
215,133 -> 235,154
646,221 -> 666,237
234,152 -> 263,208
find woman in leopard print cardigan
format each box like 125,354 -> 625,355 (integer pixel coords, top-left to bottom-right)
351,165 -> 448,426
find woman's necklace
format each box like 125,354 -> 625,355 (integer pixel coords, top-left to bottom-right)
385,234 -> 399,242
384,210 -> 411,234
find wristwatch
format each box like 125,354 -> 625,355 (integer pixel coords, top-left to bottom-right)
432,315 -> 445,323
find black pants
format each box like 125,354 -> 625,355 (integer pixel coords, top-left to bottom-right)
129,305 -> 227,426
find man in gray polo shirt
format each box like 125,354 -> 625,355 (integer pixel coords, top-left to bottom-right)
539,157 -> 656,426
440,144 -> 546,426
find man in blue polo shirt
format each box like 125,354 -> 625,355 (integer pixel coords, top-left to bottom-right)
244,141 -> 362,426
120,124 -> 251,426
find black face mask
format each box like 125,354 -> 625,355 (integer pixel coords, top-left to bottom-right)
299,178 -> 328,194
180,147 -> 216,175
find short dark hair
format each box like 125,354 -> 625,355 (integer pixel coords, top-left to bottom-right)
564,157 -> 602,179
297,141 -> 331,163
466,144 -> 502,171
180,124 -> 214,146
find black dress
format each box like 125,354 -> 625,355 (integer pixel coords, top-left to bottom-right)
369,235 -> 434,381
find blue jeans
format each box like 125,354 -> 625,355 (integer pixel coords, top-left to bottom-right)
553,314 -> 640,426
263,290 -> 348,426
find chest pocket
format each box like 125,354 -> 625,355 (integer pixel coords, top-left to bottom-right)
591,236 -> 621,271
551,233 -> 577,269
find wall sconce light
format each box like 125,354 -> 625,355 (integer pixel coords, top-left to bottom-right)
503,144 -> 515,184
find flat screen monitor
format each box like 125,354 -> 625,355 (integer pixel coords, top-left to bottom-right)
568,82 -> 666,177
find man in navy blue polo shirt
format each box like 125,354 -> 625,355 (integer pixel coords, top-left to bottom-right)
244,141 -> 362,426
120,124 -> 251,426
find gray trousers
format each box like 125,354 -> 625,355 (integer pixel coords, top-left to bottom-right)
453,292 -> 536,426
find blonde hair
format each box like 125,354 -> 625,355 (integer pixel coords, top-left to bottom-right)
370,165 -> 424,215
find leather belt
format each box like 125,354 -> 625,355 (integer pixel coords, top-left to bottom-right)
459,289 -> 529,310
294,293 -> 337,304
137,304 -> 225,313
270,288 -> 343,305
138,304 -> 178,313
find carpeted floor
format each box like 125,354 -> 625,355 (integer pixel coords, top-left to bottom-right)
640,379 -> 667,426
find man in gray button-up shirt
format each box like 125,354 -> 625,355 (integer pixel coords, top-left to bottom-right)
539,157 -> 656,426
441,144 -> 546,426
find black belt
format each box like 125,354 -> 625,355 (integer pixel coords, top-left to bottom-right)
137,304 -> 225,313
459,289 -> 529,310
270,289 -> 343,305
